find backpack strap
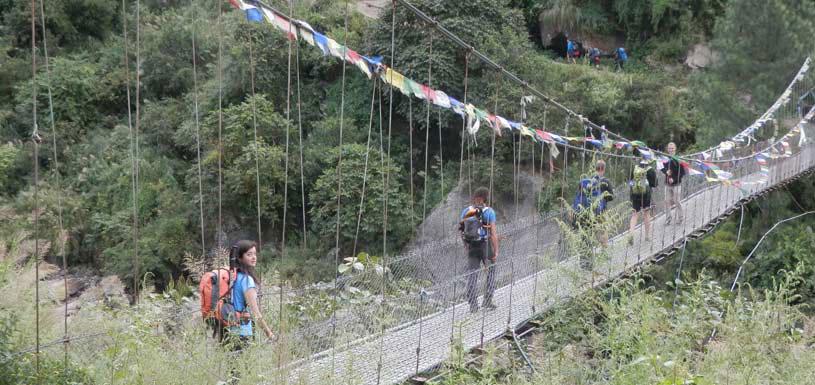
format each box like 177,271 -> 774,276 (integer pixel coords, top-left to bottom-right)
210,270 -> 219,318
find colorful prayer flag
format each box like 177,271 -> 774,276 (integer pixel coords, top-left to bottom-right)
433,90 -> 451,109
383,68 -> 408,95
235,0 -> 264,22
312,32 -> 330,56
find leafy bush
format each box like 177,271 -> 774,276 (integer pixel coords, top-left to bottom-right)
309,143 -> 412,256
0,314 -> 93,385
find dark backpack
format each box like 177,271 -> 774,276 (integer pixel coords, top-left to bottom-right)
461,206 -> 488,243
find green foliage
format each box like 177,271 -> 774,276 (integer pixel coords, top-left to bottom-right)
2,0 -> 118,50
748,225 -> 815,301
444,270 -> 814,385
0,314 -> 93,385
193,94 -> 289,224
67,125 -> 194,287
309,143 -> 412,255
691,0 -> 815,148
0,143 -> 20,195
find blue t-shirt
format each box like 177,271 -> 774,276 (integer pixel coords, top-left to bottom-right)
229,272 -> 256,337
460,206 -> 497,241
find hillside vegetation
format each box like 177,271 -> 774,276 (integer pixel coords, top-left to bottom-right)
1,0 -> 815,383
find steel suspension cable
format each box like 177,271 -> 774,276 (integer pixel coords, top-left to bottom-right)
488,73 -> 501,207
277,0 -> 295,378
294,20 -> 307,254
29,0 -> 40,372
351,81 -> 380,258
415,27 -> 434,378
450,50 -> 470,348
396,0 -> 810,166
216,0 -> 224,252
330,1 -> 351,381
409,96 -> 416,227
134,0 -> 142,301
37,0 -> 69,366
248,28 -> 263,250
190,0 -> 206,258
420,33 -> 433,240
376,4 -> 398,381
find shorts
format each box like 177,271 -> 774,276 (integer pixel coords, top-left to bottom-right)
631,193 -> 651,212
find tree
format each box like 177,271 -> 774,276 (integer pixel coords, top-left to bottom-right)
309,143 -> 412,256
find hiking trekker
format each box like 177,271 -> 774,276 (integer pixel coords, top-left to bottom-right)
571,160 -> 614,269
628,152 -> 658,245
614,47 -> 628,71
660,142 -> 686,225
567,39 -> 577,64
459,187 -> 499,313
588,47 -> 601,68
571,160 -> 614,245
225,240 -> 274,350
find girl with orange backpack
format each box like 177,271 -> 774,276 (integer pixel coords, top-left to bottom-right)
200,240 -> 274,350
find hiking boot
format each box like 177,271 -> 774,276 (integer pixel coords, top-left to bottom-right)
469,304 -> 479,313
483,302 -> 497,311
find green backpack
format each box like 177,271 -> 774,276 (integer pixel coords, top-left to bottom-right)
631,164 -> 650,195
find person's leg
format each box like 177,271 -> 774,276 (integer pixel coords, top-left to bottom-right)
628,208 -> 639,245
482,243 -> 497,308
644,208 -> 652,239
465,255 -> 480,309
675,185 -> 684,223
664,185 -> 673,224
483,264 -> 497,307
629,209 -> 639,233
466,244 -> 483,310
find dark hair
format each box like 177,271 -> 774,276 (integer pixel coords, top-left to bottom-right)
473,187 -> 490,202
230,240 -> 260,285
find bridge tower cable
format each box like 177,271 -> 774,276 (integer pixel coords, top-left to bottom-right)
216,0 -> 225,253
294,5 -> 307,258
190,0 -> 206,259
276,0 -> 295,380
449,50 -> 470,352
37,0 -> 69,368
29,0 -> 40,373
329,0 -> 351,381
134,0 -> 142,302
376,3 -> 398,382
248,19 -> 263,251
414,27 -> 434,378
350,78 -> 379,259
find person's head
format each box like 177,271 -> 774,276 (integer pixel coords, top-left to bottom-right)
472,187 -> 490,206
595,160 -> 606,176
231,239 -> 260,284
666,142 -> 677,155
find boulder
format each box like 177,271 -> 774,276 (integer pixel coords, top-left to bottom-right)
13,239 -> 51,266
47,277 -> 86,300
685,43 -> 719,69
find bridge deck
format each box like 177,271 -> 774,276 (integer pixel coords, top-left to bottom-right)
280,140 -> 814,385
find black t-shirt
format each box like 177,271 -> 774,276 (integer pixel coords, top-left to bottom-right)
660,158 -> 686,186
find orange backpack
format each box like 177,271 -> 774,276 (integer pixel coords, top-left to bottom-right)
199,267 -> 250,332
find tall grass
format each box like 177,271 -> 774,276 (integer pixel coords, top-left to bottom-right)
439,267 -> 815,385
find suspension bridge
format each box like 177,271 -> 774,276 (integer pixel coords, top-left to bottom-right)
16,0 -> 815,384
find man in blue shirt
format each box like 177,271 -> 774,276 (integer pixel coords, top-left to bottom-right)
459,187 -> 499,313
